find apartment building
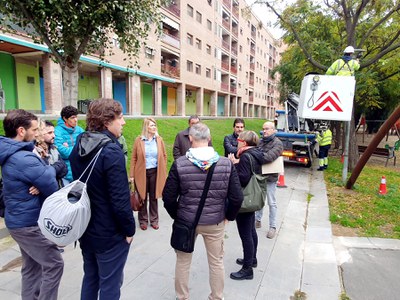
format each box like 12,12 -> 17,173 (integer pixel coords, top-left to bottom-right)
0,0 -> 283,118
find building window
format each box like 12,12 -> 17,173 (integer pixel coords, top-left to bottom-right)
208,0 -> 212,6
196,11 -> 202,23
207,19 -> 212,30
239,45 -> 242,53
187,60 -> 193,72
145,46 -> 155,59
187,4 -> 193,17
187,33 -> 193,45
206,68 -> 211,78
206,44 -> 212,54
195,64 -> 201,75
195,38 -> 202,50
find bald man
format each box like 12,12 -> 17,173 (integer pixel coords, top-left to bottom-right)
257,121 -> 283,239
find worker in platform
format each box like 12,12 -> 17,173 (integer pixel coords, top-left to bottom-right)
326,46 -> 360,76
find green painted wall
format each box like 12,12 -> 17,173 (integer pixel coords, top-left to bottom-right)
78,74 -> 100,100
0,53 -> 17,110
217,96 -> 225,116
15,62 -> 41,110
204,93 -> 211,116
162,86 -> 168,115
185,92 -> 196,115
142,83 -> 153,115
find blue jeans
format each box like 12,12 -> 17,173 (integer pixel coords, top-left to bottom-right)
81,239 -> 131,300
235,212 -> 258,268
255,181 -> 277,228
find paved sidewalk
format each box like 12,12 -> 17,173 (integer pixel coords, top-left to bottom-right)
0,165 -> 397,299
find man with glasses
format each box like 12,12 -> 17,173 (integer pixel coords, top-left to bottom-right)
256,121 -> 283,239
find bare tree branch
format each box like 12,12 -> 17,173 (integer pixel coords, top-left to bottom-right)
13,1 -> 65,66
378,70 -> 400,82
359,2 -> 400,49
361,42 -> 400,68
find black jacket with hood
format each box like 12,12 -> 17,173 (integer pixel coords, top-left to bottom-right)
69,130 -> 135,252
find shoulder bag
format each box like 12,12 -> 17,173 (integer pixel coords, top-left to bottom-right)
170,163 -> 216,253
239,153 -> 267,213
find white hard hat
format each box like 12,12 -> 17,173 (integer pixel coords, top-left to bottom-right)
344,46 -> 355,53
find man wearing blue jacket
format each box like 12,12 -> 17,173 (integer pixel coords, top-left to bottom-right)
0,109 -> 63,300
55,105 -> 84,185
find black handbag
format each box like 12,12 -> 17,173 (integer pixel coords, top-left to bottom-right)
170,163 -> 216,253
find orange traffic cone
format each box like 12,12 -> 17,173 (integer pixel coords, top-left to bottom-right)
379,176 -> 387,195
277,173 -> 287,188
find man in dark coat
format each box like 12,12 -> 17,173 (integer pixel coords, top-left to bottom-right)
223,118 -> 245,157
0,109 -> 63,300
163,123 -> 243,300
70,98 -> 135,300
173,115 -> 212,159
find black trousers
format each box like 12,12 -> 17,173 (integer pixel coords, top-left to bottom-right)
235,212 -> 258,268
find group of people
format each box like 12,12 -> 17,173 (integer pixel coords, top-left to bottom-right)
1,104 -> 284,300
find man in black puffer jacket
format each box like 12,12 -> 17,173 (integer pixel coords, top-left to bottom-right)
163,123 -> 243,300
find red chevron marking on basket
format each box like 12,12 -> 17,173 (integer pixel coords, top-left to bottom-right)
312,91 -> 343,112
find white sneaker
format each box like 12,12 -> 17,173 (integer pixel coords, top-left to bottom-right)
266,227 -> 276,239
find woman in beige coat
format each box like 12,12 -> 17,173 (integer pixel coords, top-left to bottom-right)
130,118 -> 167,230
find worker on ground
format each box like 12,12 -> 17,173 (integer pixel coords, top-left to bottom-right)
326,46 -> 360,76
316,125 -> 332,171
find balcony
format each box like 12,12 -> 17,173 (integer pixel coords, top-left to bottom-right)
221,61 -> 229,72
230,66 -> 237,74
230,86 -> 237,94
164,3 -> 180,18
249,95 -> 254,102
250,47 -> 255,56
223,0 -> 231,9
249,79 -> 254,86
232,26 -> 238,37
231,47 -> 237,56
232,5 -> 239,18
251,30 -> 256,39
161,64 -> 180,78
250,63 -> 255,71
222,18 -> 230,31
222,40 -> 230,52
221,82 -> 229,92
161,32 -> 180,49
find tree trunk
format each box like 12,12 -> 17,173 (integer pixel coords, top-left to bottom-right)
62,65 -> 79,108
348,115 -> 358,171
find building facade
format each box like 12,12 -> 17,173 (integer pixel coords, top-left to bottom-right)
0,0 -> 283,118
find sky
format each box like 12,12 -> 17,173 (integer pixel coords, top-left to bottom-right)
244,0 -> 289,39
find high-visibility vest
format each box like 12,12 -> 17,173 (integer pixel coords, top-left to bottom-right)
317,129 -> 332,146
326,59 -> 360,76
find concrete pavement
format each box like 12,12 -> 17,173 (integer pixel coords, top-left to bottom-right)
0,164 -> 399,299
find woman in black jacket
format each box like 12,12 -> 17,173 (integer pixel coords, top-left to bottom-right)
228,130 -> 264,280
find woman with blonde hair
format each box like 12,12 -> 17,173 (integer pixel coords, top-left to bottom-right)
130,118 -> 167,230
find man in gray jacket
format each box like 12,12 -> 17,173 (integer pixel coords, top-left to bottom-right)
163,123 -> 243,300
257,121 -> 283,239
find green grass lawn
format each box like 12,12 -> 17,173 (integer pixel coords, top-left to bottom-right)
325,157 -> 400,239
1,118 -> 399,239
